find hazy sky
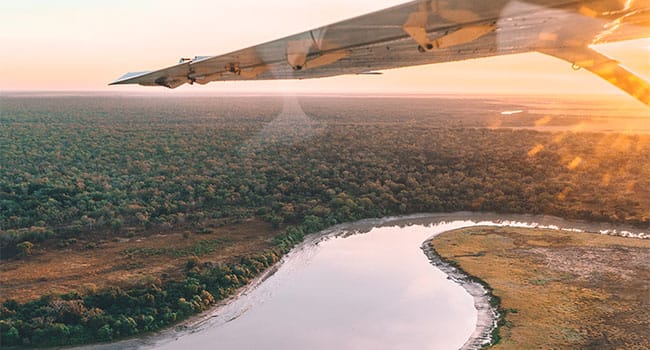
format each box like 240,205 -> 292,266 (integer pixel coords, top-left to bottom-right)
1,0 -> 648,96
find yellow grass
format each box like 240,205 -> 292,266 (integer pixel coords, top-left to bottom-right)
0,219 -> 279,303
430,227 -> 650,349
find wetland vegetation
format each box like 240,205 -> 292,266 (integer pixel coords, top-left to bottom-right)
1,95 -> 648,347
430,226 -> 650,349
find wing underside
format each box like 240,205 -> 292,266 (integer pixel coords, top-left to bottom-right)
110,0 -> 650,105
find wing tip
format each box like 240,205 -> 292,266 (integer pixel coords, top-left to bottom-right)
108,71 -> 152,86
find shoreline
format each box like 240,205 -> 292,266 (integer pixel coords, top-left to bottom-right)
421,240 -> 498,349
69,212 -> 649,350
429,226 -> 650,348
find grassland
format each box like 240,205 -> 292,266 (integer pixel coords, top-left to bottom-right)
430,227 -> 650,349
0,219 -> 279,303
1,95 -> 649,347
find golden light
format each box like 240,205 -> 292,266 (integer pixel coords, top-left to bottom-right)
567,156 -> 583,170
534,116 -> 553,127
601,173 -> 612,186
528,144 -> 545,157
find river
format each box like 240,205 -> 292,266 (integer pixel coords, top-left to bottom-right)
79,213 -> 647,350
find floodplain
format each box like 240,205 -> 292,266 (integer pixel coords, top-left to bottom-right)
1,94 -> 648,348
431,226 -> 650,349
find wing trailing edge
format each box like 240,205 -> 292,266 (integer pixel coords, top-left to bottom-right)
109,0 -> 650,105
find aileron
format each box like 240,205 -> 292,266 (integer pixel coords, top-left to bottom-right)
110,0 -> 650,105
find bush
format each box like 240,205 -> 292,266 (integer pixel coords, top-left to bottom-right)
16,241 -> 34,256
97,324 -> 113,341
186,256 -> 200,270
4,326 -> 20,346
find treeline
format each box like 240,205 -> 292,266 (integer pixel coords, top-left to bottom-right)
0,96 -> 648,346
0,224 -> 310,347
1,97 -> 648,256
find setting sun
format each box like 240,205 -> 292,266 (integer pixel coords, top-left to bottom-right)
1,0 -> 648,100
2,1 -> 650,349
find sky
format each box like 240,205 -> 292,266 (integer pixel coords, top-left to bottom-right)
1,0 -> 649,96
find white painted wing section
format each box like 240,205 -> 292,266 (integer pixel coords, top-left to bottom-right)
110,0 -> 650,104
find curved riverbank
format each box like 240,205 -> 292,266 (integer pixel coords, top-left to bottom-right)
67,212 -> 648,350
422,240 -> 498,349
430,226 -> 650,349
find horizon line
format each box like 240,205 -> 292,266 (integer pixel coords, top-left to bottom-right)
0,90 -> 631,99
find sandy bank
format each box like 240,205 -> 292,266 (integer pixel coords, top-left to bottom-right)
70,213 -> 648,350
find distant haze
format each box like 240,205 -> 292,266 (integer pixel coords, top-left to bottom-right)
1,0 -> 649,97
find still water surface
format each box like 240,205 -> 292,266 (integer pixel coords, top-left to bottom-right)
86,213 -> 646,350
156,222 -> 476,350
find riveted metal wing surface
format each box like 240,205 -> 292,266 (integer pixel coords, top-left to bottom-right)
110,0 -> 650,105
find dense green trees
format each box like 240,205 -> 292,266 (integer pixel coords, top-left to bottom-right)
15,241 -> 33,256
1,95 -> 648,347
2,97 -> 648,257
0,224 -> 305,347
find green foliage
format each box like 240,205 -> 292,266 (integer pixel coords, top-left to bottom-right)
3,326 -> 20,346
0,225 -> 309,348
302,215 -> 325,232
120,239 -> 228,258
185,257 -> 200,270
97,324 -> 113,341
1,96 -> 648,347
15,241 -> 33,256
2,97 -> 648,259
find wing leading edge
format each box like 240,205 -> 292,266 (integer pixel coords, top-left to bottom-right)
110,0 -> 650,105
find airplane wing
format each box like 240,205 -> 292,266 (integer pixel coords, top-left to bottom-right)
110,0 -> 650,105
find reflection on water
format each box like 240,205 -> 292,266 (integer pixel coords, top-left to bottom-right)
79,213 -> 646,350
135,214 -> 645,350
153,223 -> 476,350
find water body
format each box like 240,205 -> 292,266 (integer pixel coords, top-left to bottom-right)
82,213 -> 647,350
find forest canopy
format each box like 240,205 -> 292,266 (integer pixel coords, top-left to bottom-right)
0,95 -> 648,347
